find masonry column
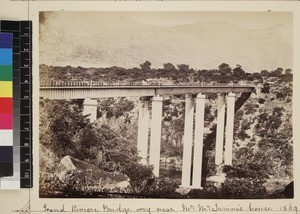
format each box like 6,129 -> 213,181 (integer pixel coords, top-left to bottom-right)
192,93 -> 205,188
181,94 -> 194,187
149,95 -> 163,177
224,92 -> 236,165
83,97 -> 98,122
137,97 -> 150,164
215,93 -> 226,165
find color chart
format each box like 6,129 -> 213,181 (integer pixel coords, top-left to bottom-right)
0,20 -> 32,189
0,33 -> 13,179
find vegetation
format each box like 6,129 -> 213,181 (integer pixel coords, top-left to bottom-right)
40,63 -> 292,84
39,62 -> 293,198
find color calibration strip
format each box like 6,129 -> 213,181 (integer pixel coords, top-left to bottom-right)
0,20 -> 33,189
0,33 -> 14,183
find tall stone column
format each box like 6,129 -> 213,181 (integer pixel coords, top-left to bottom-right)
181,94 -> 194,187
83,97 -> 98,122
215,93 -> 226,165
149,95 -> 163,177
225,92 -> 236,165
192,93 -> 205,188
137,97 -> 150,164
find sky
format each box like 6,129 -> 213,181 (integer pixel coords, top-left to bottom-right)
40,11 -> 293,73
126,12 -> 292,29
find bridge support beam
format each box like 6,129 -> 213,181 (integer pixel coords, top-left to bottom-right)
215,93 -> 226,165
224,92 -> 236,165
181,94 -> 195,187
137,97 -> 150,164
83,98 -> 98,122
149,95 -> 163,177
192,93 -> 206,189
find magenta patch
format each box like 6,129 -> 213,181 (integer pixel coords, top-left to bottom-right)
0,113 -> 12,129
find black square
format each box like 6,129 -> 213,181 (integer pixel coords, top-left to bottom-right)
0,162 -> 13,177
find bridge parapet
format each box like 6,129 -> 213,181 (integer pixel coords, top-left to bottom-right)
40,81 -> 253,88
40,81 -> 254,99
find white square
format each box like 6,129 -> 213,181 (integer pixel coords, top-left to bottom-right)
0,130 -> 13,146
0,179 -> 20,189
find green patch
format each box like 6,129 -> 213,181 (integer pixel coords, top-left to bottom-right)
0,65 -> 12,81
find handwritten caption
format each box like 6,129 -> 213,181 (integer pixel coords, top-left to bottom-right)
42,202 -> 299,213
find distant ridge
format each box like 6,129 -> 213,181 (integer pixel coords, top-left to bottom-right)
40,14 -> 292,73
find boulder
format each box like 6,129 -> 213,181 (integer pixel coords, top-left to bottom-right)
206,173 -> 226,188
55,155 -> 132,192
176,187 -> 192,195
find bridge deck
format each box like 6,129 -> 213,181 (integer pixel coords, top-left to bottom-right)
40,84 -> 255,100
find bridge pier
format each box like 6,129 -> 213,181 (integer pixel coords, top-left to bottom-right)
83,97 -> 98,122
137,97 -> 150,164
181,94 -> 195,187
225,92 -> 236,165
180,93 -> 206,189
214,92 -> 237,166
192,93 -> 206,188
149,95 -> 163,177
215,93 -> 226,165
179,92 -> 238,189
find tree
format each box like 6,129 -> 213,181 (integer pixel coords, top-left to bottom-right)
140,61 -> 152,70
114,98 -> 135,119
218,63 -> 232,76
261,83 -> 270,94
177,64 -> 190,72
285,69 -> 292,75
252,72 -> 262,80
272,67 -> 283,77
232,64 -> 246,80
282,69 -> 293,82
261,70 -> 269,77
163,63 -> 176,71
39,99 -> 90,158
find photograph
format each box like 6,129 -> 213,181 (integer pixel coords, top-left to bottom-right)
39,11 -> 293,199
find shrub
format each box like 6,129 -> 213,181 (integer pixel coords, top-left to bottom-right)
220,177 -> 268,199
121,162 -> 179,198
187,183 -> 221,199
258,98 -> 265,104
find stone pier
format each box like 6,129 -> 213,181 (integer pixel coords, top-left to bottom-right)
181,94 -> 195,187
149,95 -> 163,177
215,93 -> 226,165
192,93 -> 206,188
137,97 -> 150,164
224,92 -> 236,166
83,97 -> 98,122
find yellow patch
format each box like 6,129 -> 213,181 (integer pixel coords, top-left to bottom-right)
0,81 -> 12,97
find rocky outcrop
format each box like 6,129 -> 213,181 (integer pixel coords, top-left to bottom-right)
206,172 -> 226,188
55,155 -> 132,192
56,155 -> 98,180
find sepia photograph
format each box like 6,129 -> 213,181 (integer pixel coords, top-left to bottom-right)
39,11 -> 293,199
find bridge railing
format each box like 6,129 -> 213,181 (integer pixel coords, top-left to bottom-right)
40,81 -> 251,88
40,81 -> 150,87
40,80 -> 195,87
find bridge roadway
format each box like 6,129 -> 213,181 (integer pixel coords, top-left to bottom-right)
40,82 -> 255,100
